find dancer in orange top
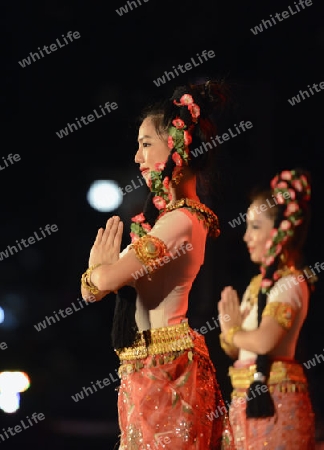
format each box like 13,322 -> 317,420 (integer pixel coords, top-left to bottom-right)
218,168 -> 316,449
81,82 -> 235,449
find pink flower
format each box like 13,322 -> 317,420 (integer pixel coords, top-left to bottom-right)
141,222 -> 152,232
172,152 -> 183,166
280,220 -> 291,231
155,162 -> 165,171
273,271 -> 281,281
294,218 -> 303,226
261,278 -> 273,288
131,212 -> 146,223
300,174 -> 308,186
274,244 -> 282,255
270,175 -> 279,189
180,94 -> 194,105
291,179 -> 303,192
264,255 -> 275,266
130,232 -> 139,243
275,193 -> 286,204
172,118 -> 185,129
285,202 -> 300,215
168,136 -> 174,149
183,130 -> 192,146
153,196 -> 166,210
287,188 -> 295,200
277,181 -> 288,189
162,176 -> 170,189
280,170 -> 292,180
270,228 -> 278,239
188,103 -> 200,119
265,239 -> 272,250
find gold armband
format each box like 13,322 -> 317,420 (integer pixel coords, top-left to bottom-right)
130,235 -> 170,276
81,264 -> 101,294
262,302 -> 296,330
225,326 -> 242,346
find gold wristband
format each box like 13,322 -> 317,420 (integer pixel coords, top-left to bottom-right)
225,326 -> 242,346
219,333 -> 237,353
81,264 -> 101,295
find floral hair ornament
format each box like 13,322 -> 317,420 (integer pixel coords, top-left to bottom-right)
169,94 -> 200,185
260,169 -> 311,293
130,93 -> 201,243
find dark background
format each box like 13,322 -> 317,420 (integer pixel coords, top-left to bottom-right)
2,0 -> 324,448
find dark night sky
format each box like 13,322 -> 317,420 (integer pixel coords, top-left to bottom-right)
2,0 -> 324,447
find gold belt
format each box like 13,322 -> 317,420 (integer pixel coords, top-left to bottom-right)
115,322 -> 194,362
229,360 -> 308,396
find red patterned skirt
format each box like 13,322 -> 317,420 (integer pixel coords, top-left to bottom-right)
228,359 -> 315,449
115,322 -> 234,449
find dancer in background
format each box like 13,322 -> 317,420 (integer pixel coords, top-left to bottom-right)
81,82 -> 234,449
218,168 -> 316,449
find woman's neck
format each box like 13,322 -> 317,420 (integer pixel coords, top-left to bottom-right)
168,173 -> 200,204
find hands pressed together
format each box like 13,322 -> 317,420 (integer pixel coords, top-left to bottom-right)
88,216 -> 124,267
81,216 -> 124,299
218,286 -> 243,337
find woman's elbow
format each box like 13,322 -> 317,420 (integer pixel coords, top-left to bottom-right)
255,338 -> 279,355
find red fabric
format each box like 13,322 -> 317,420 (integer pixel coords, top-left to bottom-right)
117,332 -> 234,449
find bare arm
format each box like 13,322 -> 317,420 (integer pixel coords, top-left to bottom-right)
90,247 -> 155,292
218,279 -> 301,355
232,316 -> 287,354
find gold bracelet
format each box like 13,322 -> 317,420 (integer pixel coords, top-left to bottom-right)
219,333 -> 237,353
225,326 -> 242,346
81,264 -> 102,295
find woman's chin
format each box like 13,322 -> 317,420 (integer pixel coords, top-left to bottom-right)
250,253 -> 261,264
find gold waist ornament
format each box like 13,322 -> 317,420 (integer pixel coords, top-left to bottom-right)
115,321 -> 194,362
229,360 -> 308,396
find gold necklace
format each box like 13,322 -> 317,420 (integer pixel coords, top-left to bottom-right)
159,198 -> 220,238
247,274 -> 262,307
247,266 -> 298,307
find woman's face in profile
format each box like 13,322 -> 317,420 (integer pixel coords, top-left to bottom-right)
134,117 -> 170,186
243,200 -> 274,263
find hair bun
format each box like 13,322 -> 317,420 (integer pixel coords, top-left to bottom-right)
191,80 -> 229,117
170,80 -> 229,120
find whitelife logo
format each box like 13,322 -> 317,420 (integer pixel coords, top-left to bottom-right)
250,0 -> 313,35
55,102 -> 118,139
0,412 -> 45,443
34,297 -> 95,332
0,224 -> 58,262
0,153 -> 21,172
18,31 -> 81,68
153,50 -> 215,87
116,0 -> 149,16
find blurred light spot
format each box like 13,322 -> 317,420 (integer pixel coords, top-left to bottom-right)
87,180 -> 122,212
0,293 -> 26,329
0,307 -> 4,323
0,371 -> 30,392
0,372 -> 30,413
0,392 -> 20,413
